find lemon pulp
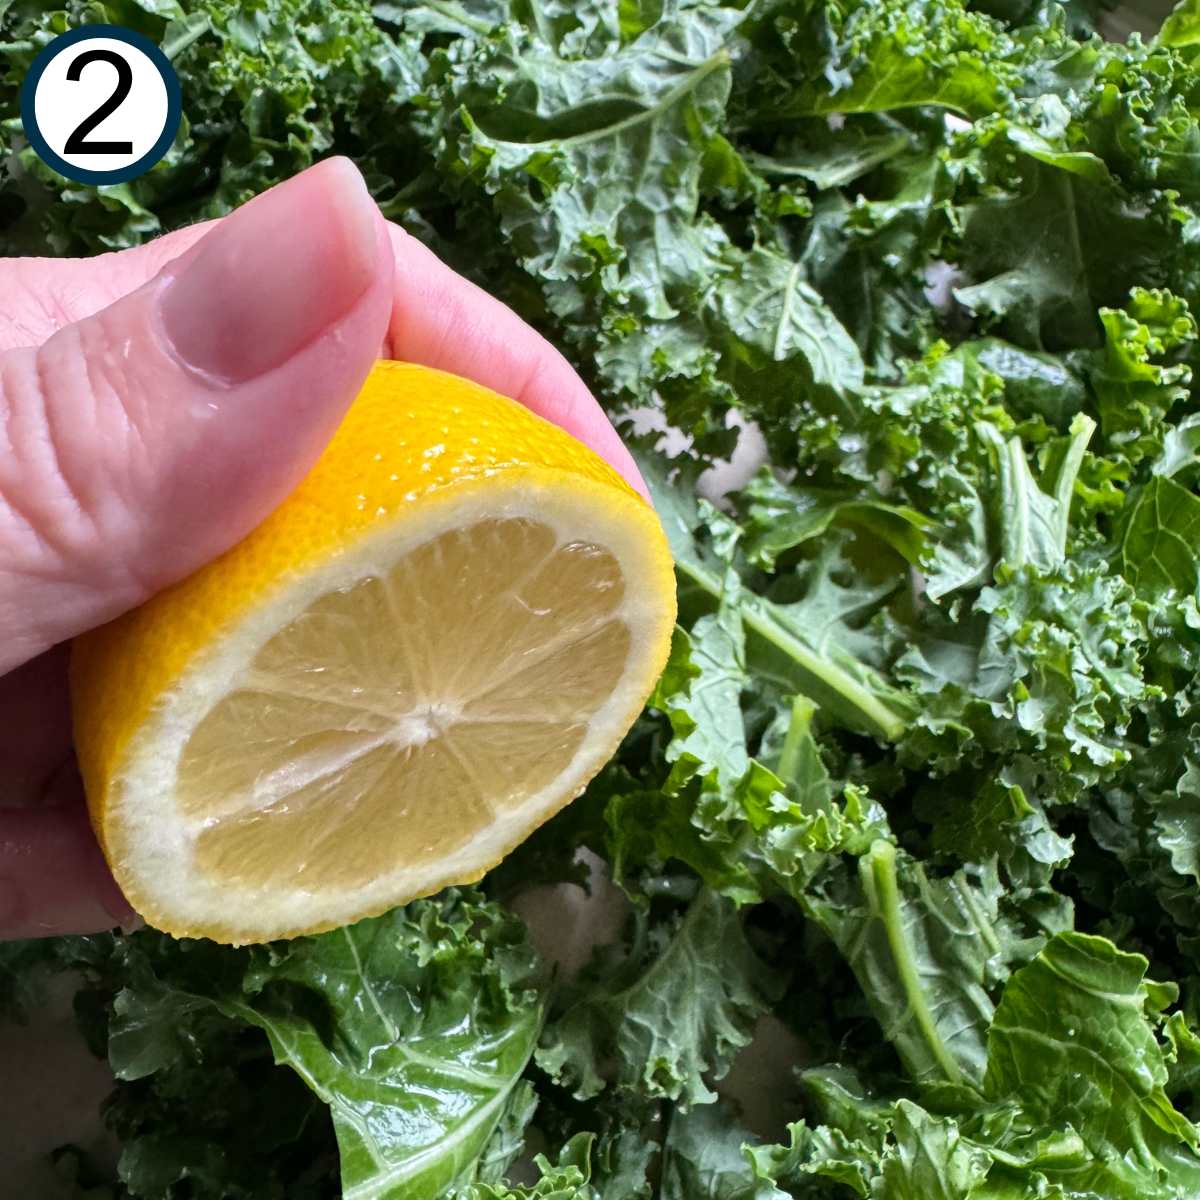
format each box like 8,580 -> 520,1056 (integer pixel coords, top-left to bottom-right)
180,517 -> 628,889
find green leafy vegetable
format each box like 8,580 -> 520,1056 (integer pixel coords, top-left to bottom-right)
65,892 -> 543,1199
6,0 -> 1200,1195
536,887 -> 781,1106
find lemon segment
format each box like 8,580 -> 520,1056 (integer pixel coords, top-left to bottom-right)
70,362 -> 676,944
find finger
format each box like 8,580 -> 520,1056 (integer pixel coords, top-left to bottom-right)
0,799 -> 135,939
383,226 -> 649,500
0,645 -> 72,807
0,223 -> 217,354
1,201 -> 648,498
0,157 -> 393,673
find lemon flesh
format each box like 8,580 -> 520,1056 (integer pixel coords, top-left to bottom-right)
71,363 -> 676,944
183,517 -> 627,889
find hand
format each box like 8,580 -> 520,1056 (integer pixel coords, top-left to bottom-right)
0,158 -> 645,940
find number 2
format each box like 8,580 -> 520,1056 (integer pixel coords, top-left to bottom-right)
64,49 -> 133,155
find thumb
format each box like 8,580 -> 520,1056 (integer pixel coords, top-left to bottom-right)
0,158 -> 392,673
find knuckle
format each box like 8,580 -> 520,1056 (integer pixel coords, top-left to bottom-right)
0,321 -> 152,604
513,345 -> 580,428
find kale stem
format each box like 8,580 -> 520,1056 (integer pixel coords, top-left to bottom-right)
676,558 -> 907,741
1051,413 -> 1096,559
861,840 -> 964,1086
776,695 -> 815,791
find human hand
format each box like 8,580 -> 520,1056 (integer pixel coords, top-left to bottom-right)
0,157 -> 646,939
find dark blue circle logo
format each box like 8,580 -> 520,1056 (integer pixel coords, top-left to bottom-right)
20,24 -> 182,186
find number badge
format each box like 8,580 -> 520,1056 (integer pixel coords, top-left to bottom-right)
20,24 -> 182,186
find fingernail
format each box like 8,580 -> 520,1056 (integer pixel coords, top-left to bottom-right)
160,158 -> 381,384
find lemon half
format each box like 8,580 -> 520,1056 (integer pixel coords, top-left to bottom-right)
71,362 -> 675,944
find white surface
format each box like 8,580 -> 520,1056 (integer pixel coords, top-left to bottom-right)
0,975 -> 118,1197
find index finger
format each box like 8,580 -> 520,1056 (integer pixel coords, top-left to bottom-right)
382,226 -> 648,500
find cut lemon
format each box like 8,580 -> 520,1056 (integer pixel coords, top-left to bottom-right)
71,361 -> 675,944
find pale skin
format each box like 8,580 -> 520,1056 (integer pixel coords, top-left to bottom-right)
0,158 -> 647,939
